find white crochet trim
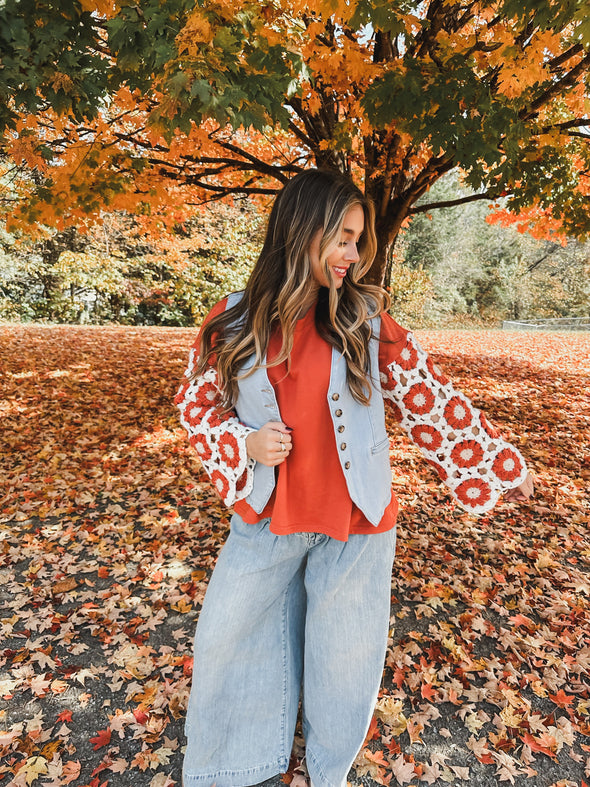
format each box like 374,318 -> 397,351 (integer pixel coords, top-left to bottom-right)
382,333 -> 528,515
176,363 -> 256,507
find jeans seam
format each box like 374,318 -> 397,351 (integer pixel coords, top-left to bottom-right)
183,757 -> 288,783
307,748 -> 336,787
280,576 -> 290,761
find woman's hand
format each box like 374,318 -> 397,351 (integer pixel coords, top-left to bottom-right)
503,472 -> 534,502
246,421 -> 293,466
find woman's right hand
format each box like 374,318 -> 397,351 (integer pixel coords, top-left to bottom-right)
246,421 -> 292,466
503,471 -> 535,502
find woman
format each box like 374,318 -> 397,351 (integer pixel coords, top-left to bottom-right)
175,169 -> 533,787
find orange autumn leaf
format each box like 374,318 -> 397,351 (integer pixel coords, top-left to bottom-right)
420,683 -> 437,701
52,577 -> 78,595
549,689 -> 576,708
89,728 -> 112,750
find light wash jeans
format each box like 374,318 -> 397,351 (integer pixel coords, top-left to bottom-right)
182,514 -> 397,787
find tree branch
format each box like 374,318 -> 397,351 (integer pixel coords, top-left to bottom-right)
521,51 -> 590,121
410,190 -> 492,213
161,175 -> 280,196
541,117 -> 590,132
548,43 -> 584,71
287,118 -> 316,150
112,129 -> 301,184
215,140 -> 298,182
526,243 -> 561,272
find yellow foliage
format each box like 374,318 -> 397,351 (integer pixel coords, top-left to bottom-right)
494,28 -> 564,97
78,0 -> 119,18
51,72 -> 75,94
178,10 -> 213,54
17,756 -> 48,785
7,134 -> 46,171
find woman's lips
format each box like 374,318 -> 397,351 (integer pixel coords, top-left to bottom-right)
332,266 -> 348,278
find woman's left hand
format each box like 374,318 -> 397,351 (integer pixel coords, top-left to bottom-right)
503,472 -> 534,502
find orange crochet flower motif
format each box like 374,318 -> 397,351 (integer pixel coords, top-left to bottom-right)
194,380 -> 219,408
236,470 -> 249,492
189,433 -> 212,462
396,338 -> 419,371
451,439 -> 484,468
455,478 -> 492,508
183,401 -> 208,428
444,396 -> 473,429
218,432 -> 241,468
411,424 -> 443,451
211,469 -> 230,500
427,459 -> 448,481
207,410 -> 224,428
479,412 -> 500,439
174,379 -> 190,405
492,448 -> 523,482
380,370 -> 397,392
403,382 -> 435,415
426,355 -> 449,385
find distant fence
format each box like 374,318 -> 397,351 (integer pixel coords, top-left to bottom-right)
502,317 -> 590,331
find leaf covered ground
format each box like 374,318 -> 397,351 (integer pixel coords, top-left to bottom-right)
0,324 -> 589,787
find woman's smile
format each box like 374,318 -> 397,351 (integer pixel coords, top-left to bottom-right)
332,265 -> 349,278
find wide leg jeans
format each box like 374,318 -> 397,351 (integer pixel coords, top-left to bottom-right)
182,514 -> 397,787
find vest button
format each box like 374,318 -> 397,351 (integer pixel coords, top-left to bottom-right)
340,442 -> 347,450
337,425 -> 345,433
335,409 -> 342,417
344,461 -> 351,469
331,393 -> 340,401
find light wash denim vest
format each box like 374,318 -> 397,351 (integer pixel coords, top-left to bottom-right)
225,291 -> 392,526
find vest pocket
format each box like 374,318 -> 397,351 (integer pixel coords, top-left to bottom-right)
371,437 -> 390,454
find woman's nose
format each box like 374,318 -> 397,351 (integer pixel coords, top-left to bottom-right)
344,243 -> 360,262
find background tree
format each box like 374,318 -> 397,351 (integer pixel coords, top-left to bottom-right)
399,172 -> 590,325
3,176 -> 586,326
1,0 -> 589,285
0,201 -> 262,324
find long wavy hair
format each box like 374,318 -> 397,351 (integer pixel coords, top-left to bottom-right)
197,168 -> 390,409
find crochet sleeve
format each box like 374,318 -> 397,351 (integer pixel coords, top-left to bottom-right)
380,327 -> 529,515
175,343 -> 256,508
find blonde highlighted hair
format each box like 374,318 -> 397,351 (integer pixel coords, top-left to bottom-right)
197,169 -> 390,409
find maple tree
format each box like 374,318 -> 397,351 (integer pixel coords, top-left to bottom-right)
1,0 -> 590,284
1,323 -> 589,785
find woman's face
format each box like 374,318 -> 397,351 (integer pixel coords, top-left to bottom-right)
309,204 -> 365,290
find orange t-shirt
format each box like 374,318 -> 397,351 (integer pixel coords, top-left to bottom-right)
233,304 -> 398,541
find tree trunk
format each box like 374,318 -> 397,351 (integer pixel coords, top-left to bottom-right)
364,203 -> 409,287
35,228 -> 89,318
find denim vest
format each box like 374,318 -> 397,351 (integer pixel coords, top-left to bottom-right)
225,291 -> 392,526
